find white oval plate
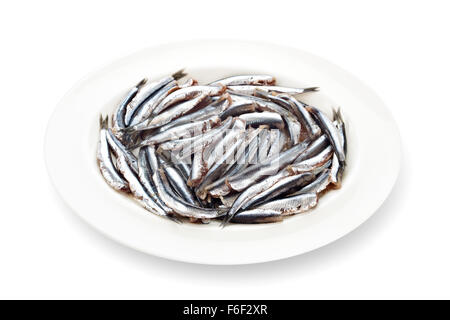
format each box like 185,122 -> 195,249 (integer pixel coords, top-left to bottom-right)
45,40 -> 401,265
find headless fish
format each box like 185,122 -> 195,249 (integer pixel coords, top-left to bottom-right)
257,193 -> 318,216
229,209 -> 283,224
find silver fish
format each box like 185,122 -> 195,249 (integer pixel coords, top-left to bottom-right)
257,193 -> 318,216
225,138 -> 311,192
147,146 -> 226,219
288,146 -> 333,174
97,115 -> 129,192
136,116 -> 221,147
138,148 -> 174,214
116,147 -> 170,218
307,106 -> 346,164
152,85 -> 226,115
291,169 -> 331,195
242,172 -> 315,210
160,158 -> 197,205
139,93 -> 211,130
238,112 -> 284,129
229,209 -> 283,224
196,129 -> 245,197
227,85 -> 319,96
155,95 -> 231,134
128,80 -> 179,127
125,70 -> 186,126
105,128 -> 139,172
210,74 -> 276,86
221,168 -> 293,225
230,93 -> 301,148
279,94 -> 321,138
112,78 -> 147,136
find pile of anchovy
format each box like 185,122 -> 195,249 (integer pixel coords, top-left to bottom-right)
97,71 -> 347,225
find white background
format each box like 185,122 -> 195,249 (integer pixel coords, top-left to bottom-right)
0,0 -> 448,299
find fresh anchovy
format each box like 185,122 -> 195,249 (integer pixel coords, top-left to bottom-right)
128,80 -> 179,127
330,153 -> 341,187
231,93 -> 301,148
205,118 -> 246,170
229,209 -> 283,224
105,128 -> 139,172
152,85 -> 226,115
159,149 -> 191,180
267,129 -> 283,159
147,146 -> 226,219
257,193 -> 318,216
225,138 -> 311,192
190,145 -> 205,187
288,146 -> 333,174
333,108 -> 347,156
257,129 -> 271,163
112,78 -> 147,135
205,127 -> 263,198
238,112 -> 284,129
156,94 -> 231,133
221,168 -> 294,225
219,102 -> 256,120
307,106 -> 346,164
294,134 -> 329,163
227,85 -> 319,96
160,158 -> 197,205
139,93 -> 211,130
125,70 -> 186,126
242,172 -> 315,210
136,116 -> 220,147
196,129 -> 245,196
210,74 -> 276,86
159,117 -> 233,159
116,147 -> 170,218
97,115 -> 129,192
279,94 -> 321,138
138,148 -> 174,214
291,169 -> 331,196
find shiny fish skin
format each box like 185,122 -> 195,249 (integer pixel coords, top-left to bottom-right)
98,73 -> 347,225
294,134 -> 329,163
205,127 -> 263,198
196,130 -> 245,197
156,95 -> 231,134
307,106 -> 346,164
116,148 -> 169,218
142,93 -> 211,130
138,148 -> 174,214
226,138 -> 311,192
210,74 -> 276,86
288,146 -> 333,174
227,85 -> 319,96
137,116 -> 220,147
125,70 -> 186,126
229,92 -> 301,148
105,128 -> 139,172
238,112 -> 284,129
229,209 -> 283,224
291,169 -> 331,196
279,94 -> 321,139
160,158 -> 197,205
152,85 -> 226,115
221,168 -> 292,225
128,80 -> 179,127
148,146 -> 226,219
257,193 -> 318,215
112,78 -> 147,136
97,115 -> 129,192
242,172 -> 315,210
